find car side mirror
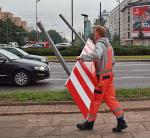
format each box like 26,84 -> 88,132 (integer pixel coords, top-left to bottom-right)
0,57 -> 7,63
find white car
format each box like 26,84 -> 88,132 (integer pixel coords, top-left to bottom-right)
55,43 -> 71,48
0,44 -> 7,47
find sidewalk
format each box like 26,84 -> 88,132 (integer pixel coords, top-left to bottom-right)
0,108 -> 150,137
0,100 -> 150,115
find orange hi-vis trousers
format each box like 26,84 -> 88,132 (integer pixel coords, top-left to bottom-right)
87,72 -> 124,122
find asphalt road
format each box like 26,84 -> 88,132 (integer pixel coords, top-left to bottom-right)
0,61 -> 150,92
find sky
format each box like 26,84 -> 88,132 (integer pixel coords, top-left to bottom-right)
0,0 -> 123,40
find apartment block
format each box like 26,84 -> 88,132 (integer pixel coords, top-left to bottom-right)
0,7 -> 28,31
110,0 -> 150,46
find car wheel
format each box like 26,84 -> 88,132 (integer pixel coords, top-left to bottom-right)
13,70 -> 30,87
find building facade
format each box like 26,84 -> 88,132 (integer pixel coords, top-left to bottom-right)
110,0 -> 150,46
0,8 -> 28,31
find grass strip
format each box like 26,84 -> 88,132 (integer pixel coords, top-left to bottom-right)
47,56 -> 150,61
0,88 -> 150,103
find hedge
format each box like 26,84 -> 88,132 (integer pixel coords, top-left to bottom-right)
23,45 -> 150,56
114,46 -> 150,56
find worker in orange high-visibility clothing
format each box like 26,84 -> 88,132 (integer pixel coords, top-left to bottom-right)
76,25 -> 127,132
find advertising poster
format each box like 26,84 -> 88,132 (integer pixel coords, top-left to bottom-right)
132,5 -> 150,38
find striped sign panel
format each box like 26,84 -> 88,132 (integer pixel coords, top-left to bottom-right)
65,39 -> 97,118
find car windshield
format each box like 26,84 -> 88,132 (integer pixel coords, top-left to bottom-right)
16,48 -> 29,56
0,49 -> 20,60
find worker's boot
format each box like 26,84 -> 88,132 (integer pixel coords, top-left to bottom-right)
112,120 -> 128,132
76,120 -> 94,130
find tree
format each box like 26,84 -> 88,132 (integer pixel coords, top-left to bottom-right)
138,30 -> 144,46
47,30 -> 63,44
111,33 -> 120,47
27,30 -> 37,41
0,19 -> 26,45
94,17 -> 107,26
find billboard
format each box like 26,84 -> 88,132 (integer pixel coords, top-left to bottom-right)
132,5 -> 150,38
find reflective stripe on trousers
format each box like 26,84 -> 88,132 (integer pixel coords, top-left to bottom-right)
87,78 -> 124,121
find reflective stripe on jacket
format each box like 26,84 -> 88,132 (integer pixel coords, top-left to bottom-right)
80,38 -> 115,76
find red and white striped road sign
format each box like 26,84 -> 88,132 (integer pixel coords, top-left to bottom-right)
65,39 -> 97,118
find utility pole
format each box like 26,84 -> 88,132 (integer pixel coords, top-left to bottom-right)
6,13 -> 9,46
36,0 -> 40,41
71,0 -> 73,46
100,2 -> 102,25
119,0 -> 121,46
117,0 -> 121,46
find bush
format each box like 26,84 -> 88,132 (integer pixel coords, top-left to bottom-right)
114,46 -> 150,56
23,45 -> 150,56
23,48 -> 55,56
23,46 -> 82,56
60,46 -> 82,56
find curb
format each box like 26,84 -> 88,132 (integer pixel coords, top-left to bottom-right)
0,106 -> 150,116
0,98 -> 150,106
49,59 -> 150,62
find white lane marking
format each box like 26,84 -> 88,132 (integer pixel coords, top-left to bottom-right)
114,69 -> 150,72
46,78 -> 67,81
116,64 -> 150,67
116,76 -> 150,79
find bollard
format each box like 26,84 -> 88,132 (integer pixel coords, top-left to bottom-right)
37,21 -> 70,76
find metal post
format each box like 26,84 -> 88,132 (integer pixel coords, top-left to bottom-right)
6,13 -> 9,46
100,2 -> 102,25
117,0 -> 121,46
59,14 -> 85,45
36,0 -> 40,41
37,21 -> 70,76
71,0 -> 73,46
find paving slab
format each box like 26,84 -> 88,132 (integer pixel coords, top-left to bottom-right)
0,111 -> 149,137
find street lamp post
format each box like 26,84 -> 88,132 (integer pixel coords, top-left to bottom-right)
71,0 -> 73,46
117,0 -> 121,46
36,0 -> 40,41
100,2 -> 102,25
81,14 -> 88,41
6,13 -> 9,46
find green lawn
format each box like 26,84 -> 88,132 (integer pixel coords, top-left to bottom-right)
116,56 -> 150,60
0,88 -> 150,103
47,56 -> 150,61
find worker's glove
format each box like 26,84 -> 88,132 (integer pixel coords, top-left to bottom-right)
76,56 -> 81,60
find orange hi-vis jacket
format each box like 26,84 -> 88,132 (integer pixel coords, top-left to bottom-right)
95,41 -> 113,87
87,41 -> 124,121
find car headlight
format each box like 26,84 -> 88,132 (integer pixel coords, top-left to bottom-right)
41,58 -> 48,62
34,66 -> 46,71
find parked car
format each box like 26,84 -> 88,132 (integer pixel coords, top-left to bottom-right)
1,47 -> 49,64
37,42 -> 50,48
8,42 -> 19,47
55,43 -> 71,49
22,44 -> 32,49
31,44 -> 43,48
0,49 -> 50,87
0,44 -> 7,47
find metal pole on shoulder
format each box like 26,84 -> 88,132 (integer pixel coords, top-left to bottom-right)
59,14 -> 86,45
37,21 -> 70,76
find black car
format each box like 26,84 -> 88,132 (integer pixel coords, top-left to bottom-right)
0,49 -> 50,87
2,47 -> 49,64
